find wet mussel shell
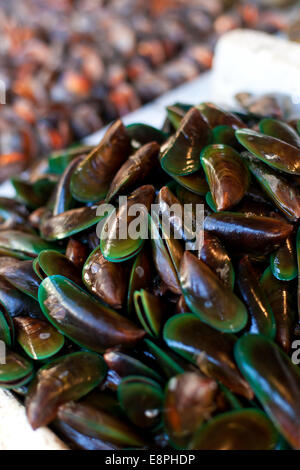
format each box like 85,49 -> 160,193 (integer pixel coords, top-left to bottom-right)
26,351 -> 107,429
0,349 -> 33,389
38,275 -> 145,352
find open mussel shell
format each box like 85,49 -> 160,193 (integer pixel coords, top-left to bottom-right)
245,156 -> 300,221
103,350 -> 162,388
38,275 -> 145,352
57,400 -> 146,448
0,230 -> 60,259
164,372 -> 218,448
0,257 -> 40,299
189,409 -> 278,450
118,376 -> 163,429
197,102 -> 245,129
26,351 -> 107,429
83,247 -> 128,309
126,124 -> 167,146
237,256 -> 275,338
204,212 -> 293,255
48,145 -> 93,175
100,185 -> 155,263
0,308 -> 14,346
271,233 -> 297,281
70,120 -> 131,202
200,232 -> 234,290
201,144 -> 249,211
163,314 -> 253,399
180,252 -> 247,333
235,334 -> 300,449
37,250 -> 82,286
106,142 -> 159,202
127,246 -> 153,316
236,129 -> 300,175
40,203 -> 108,241
160,107 -> 211,176
260,267 -> 296,353
133,289 -> 166,337
259,118 -> 300,148
14,316 -> 64,360
0,349 -> 33,388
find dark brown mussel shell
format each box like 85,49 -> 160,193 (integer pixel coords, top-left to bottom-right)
14,316 -> 64,360
65,239 -> 88,269
0,275 -> 43,319
235,334 -> 300,449
70,120 -> 131,202
0,257 -> 40,299
236,129 -> 300,175
204,212 -> 293,255
189,409 -> 278,450
200,232 -> 234,290
160,107 -> 211,176
237,256 -> 275,338
201,144 -> 249,211
38,275 -> 145,352
164,372 -> 218,448
261,267 -> 296,353
37,250 -> 82,286
126,123 -> 167,146
163,313 -> 253,399
103,350 -> 162,389
105,142 -> 159,202
0,349 -> 33,389
180,252 -> 247,333
172,171 -> 209,196
57,400 -> 146,448
83,247 -> 128,309
100,185 -> 155,262
26,351 -> 107,429
245,156 -> 300,221
40,203 -> 107,241
197,102 -> 245,129
118,376 -> 163,429
259,118 -> 300,148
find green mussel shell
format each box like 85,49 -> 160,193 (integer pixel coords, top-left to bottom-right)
259,118 -> 300,148
0,230 -> 59,259
38,275 -> 145,352
70,120 -> 131,202
271,233 -> 297,281
118,376 -> 163,429
236,129 -> 300,175
160,107 -> 211,176
100,185 -> 155,262
0,349 -> 33,388
235,334 -> 300,449
0,257 -> 40,299
48,145 -> 93,174
180,252 -> 247,333
38,250 -> 82,286
197,102 -> 245,129
14,316 -> 64,360
26,351 -> 107,429
134,289 -> 166,337
163,313 -> 253,399
189,409 -> 278,450
200,232 -> 234,289
201,144 -> 249,211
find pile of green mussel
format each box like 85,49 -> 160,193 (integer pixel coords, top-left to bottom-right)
1,101 -> 300,450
